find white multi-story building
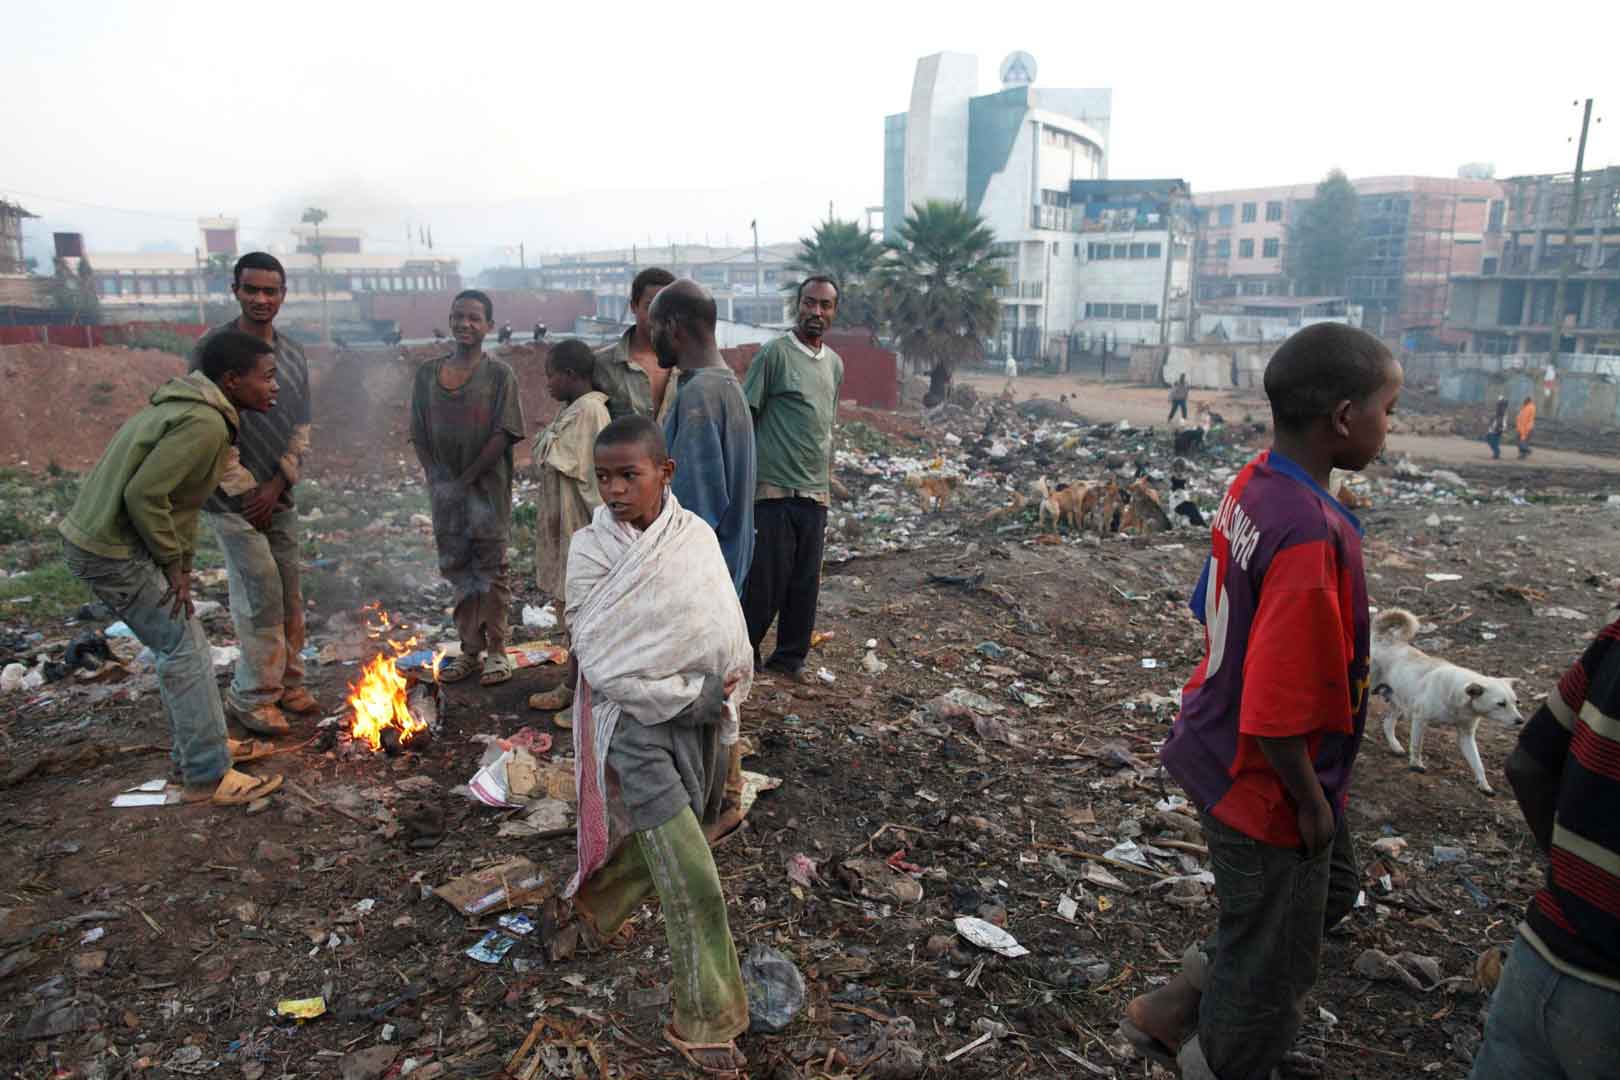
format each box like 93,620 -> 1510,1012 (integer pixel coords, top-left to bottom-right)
884,51 -> 1112,362
1070,179 -> 1195,359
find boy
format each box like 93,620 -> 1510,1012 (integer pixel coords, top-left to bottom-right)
1470,616 -> 1620,1079
1516,394 -> 1536,458
1121,322 -> 1402,1079
1486,394 -> 1509,460
409,290 -> 526,686
564,416 -> 752,1074
189,251 -> 315,737
526,339 -> 610,716
60,330 -> 285,806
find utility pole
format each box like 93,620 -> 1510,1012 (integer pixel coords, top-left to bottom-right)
519,241 -> 525,270
751,219 -> 762,319
301,206 -> 330,345
1546,98 -> 1593,377
193,247 -> 206,326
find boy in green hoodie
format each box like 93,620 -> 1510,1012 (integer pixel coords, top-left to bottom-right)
60,330 -> 286,806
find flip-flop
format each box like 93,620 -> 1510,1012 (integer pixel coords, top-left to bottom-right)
202,769 -> 283,806
437,654 -> 483,684
229,738 -> 276,764
479,653 -> 514,686
663,1024 -> 746,1075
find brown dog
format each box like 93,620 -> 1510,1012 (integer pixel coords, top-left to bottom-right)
1037,478 -> 1092,531
907,472 -> 959,512
1118,476 -> 1172,535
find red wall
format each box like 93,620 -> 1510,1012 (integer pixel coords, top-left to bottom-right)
0,322 -> 208,348
720,330 -> 898,410
361,290 -> 597,339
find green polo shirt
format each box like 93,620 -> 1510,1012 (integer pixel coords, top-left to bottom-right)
741,333 -> 843,499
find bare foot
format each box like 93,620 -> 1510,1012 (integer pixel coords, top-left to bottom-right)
1124,971 -> 1200,1053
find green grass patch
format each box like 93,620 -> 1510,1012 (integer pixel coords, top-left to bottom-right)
0,562 -> 92,621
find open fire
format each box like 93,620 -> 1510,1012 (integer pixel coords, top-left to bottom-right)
343,608 -> 443,754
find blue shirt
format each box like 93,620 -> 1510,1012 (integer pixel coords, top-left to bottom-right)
664,367 -> 757,592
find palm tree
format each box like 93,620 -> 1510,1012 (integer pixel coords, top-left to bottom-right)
873,200 -> 1005,405
783,217 -> 885,328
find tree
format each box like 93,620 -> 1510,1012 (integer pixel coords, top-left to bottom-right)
873,200 -> 1006,405
49,254 -> 100,326
1287,169 -> 1362,297
301,206 -> 330,343
783,217 -> 886,328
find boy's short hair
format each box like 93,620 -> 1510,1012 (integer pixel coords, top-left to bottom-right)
630,267 -> 676,307
547,339 -> 595,378
1263,323 -> 1393,432
452,289 -> 493,321
199,329 -> 274,382
595,415 -> 668,464
233,251 -> 286,286
796,273 -> 840,302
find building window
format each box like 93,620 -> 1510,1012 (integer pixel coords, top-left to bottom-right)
1216,238 -> 1231,258
1241,203 -> 1257,223
1074,243 -> 1080,257
1242,280 -> 1267,296
1239,239 -> 1254,258
1143,304 -> 1158,320
1218,205 -> 1234,227
1262,238 -> 1280,258
1125,303 -> 1143,320
1109,303 -> 1126,318
1265,201 -> 1283,222
1146,242 -> 1162,258
1112,244 -> 1128,258
1052,242 -> 1060,255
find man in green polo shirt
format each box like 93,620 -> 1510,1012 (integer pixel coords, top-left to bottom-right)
740,275 -> 843,677
593,266 -> 677,421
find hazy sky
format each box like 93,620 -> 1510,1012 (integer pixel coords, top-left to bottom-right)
5,0 -> 1614,271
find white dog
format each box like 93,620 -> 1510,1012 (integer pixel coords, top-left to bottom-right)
1370,609 -> 1524,794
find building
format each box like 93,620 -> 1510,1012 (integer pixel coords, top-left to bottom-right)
1,200 -> 36,274
1069,178 -> 1195,358
0,200 -> 51,321
1195,175 -> 1502,347
884,51 -> 1112,362
64,217 -> 459,322
1197,296 -> 1360,343
529,243 -> 799,327
1445,166 -> 1620,356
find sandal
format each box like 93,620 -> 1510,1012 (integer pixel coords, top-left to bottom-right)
663,1024 -> 746,1075
527,684 -> 574,712
479,651 -> 514,686
228,738 -> 276,764
437,653 -> 483,683
184,768 -> 283,806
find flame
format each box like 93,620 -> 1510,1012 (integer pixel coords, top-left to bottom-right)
346,651 -> 427,751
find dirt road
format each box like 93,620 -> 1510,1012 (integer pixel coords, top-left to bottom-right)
960,371 -> 1620,476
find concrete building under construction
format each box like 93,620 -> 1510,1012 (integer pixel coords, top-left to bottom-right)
1445,166 -> 1620,356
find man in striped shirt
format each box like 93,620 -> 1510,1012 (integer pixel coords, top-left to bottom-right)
188,252 -> 315,736
1470,616 -> 1620,1078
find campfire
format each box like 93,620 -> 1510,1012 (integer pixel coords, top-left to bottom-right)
339,608 -> 444,756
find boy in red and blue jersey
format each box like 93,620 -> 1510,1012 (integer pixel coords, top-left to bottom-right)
1122,323 -> 1403,1080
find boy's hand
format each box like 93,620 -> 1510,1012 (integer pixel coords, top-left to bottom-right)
723,670 -> 745,698
160,562 -> 194,621
1297,793 -> 1337,855
241,474 -> 286,530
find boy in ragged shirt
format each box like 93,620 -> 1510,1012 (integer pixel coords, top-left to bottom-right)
409,290 -> 526,686
1121,322 -> 1402,1080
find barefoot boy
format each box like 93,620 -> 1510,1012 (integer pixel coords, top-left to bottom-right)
409,290 -> 526,686
564,416 -> 752,1073
526,340 -> 610,716
60,330 -> 286,805
1123,323 -> 1401,1079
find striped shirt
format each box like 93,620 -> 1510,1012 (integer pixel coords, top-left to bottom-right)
188,321 -> 311,512
1518,617 -> 1620,992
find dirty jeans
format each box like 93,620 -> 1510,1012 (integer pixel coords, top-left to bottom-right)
438,535 -> 509,658
1180,811 -> 1358,1080
742,497 -> 826,671
1485,431 -> 1502,458
1169,399 -> 1189,422
1468,935 -> 1620,1080
61,541 -> 230,786
208,509 -> 306,711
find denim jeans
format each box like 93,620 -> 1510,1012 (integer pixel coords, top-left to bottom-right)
62,541 -> 230,786
1469,935 -> 1620,1080
208,509 -> 306,710
1485,431 -> 1501,458
1180,811 -> 1358,1080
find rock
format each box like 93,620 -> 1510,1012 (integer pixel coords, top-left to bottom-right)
340,1045 -> 399,1080
923,934 -> 954,958
254,839 -> 296,864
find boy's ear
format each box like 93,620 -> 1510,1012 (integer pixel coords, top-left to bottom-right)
1330,398 -> 1354,437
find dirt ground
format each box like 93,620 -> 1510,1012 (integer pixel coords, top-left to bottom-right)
1,372 -> 1618,1079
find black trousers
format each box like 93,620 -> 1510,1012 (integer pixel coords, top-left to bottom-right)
1168,399 -> 1189,421
742,498 -> 826,671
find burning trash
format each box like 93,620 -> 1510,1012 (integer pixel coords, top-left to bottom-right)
327,609 -> 445,757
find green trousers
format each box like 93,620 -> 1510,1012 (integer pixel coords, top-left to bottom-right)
574,806 -> 748,1043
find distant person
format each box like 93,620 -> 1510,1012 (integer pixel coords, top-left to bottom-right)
188,252 -> 315,737
1123,323 -> 1402,1079
1168,373 -> 1190,422
653,279 -> 758,843
433,327 -> 447,342
740,275 -> 843,678
533,321 -> 546,343
497,322 -> 513,345
526,339 -> 611,720
1516,395 -> 1536,458
1004,355 -> 1018,380
410,289 -> 526,686
595,267 -> 677,421
1468,615 -> 1620,1079
61,330 -> 284,805
1542,362 -> 1558,405
1486,395 -> 1509,459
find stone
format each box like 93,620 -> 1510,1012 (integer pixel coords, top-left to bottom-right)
254,839 -> 296,864
339,1045 -> 398,1080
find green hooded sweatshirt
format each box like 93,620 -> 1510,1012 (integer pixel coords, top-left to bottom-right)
60,372 -> 239,568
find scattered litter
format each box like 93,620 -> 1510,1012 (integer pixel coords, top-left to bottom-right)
1431,845 -> 1467,865
1352,948 -> 1443,992
785,853 -> 821,889
520,604 -> 559,630
1370,837 -> 1408,859
111,777 -> 175,808
210,645 -> 240,668
276,996 -> 327,1021
507,640 -> 569,668
498,913 -> 535,936
1424,573 -> 1462,583
79,926 -> 105,945
465,930 -> 519,964
740,944 -> 807,1033
1056,895 -> 1079,921
954,915 -> 1029,958
433,858 -> 551,915
1536,606 -> 1589,621
840,857 -> 924,904
861,650 -> 888,675
1140,658 -> 1159,669
816,667 -> 837,685
1079,862 -> 1130,892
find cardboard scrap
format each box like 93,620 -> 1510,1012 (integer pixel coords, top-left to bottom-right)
434,858 -> 551,916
